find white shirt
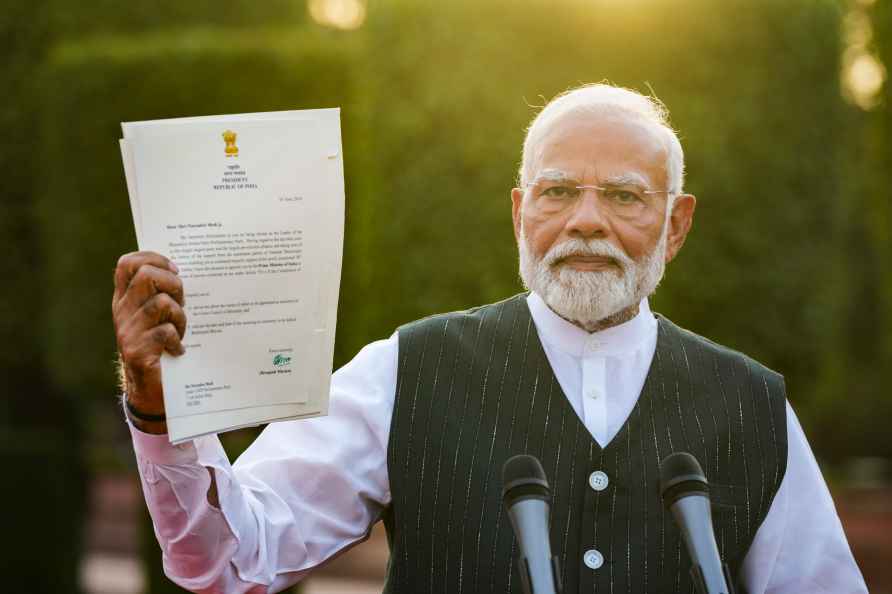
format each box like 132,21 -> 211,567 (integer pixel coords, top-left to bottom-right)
129,294 -> 867,593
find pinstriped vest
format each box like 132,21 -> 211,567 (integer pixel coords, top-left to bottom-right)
383,294 -> 787,594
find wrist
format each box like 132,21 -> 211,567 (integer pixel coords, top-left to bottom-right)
125,394 -> 166,422
122,394 -> 168,435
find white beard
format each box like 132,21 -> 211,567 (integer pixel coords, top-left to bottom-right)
518,221 -> 668,329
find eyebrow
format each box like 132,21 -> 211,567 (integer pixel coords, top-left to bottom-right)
531,169 -> 578,184
600,172 -> 649,187
531,169 -> 651,187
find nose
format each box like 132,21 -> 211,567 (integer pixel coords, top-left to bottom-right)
565,190 -> 610,238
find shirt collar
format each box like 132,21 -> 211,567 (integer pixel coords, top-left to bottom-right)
527,291 -> 656,358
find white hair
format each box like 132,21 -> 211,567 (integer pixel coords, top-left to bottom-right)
519,83 -> 685,196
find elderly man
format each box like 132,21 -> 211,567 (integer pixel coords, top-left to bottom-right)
114,84 -> 867,593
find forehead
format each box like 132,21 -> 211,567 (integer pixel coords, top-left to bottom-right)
530,112 -> 669,187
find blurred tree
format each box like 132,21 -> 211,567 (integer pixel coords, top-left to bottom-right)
38,23 -> 357,593
811,0 -> 892,462
856,0 -> 892,459
357,0 -> 852,446
1,2 -> 85,593
26,0 -> 891,590
875,0 -> 892,376
47,0 -> 307,39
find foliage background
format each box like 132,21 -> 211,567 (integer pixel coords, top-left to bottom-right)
2,0 -> 889,591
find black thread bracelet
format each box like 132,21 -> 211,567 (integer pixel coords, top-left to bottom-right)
125,396 -> 167,423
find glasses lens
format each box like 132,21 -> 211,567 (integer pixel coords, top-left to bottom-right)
528,182 -> 654,219
601,186 -> 648,219
532,182 -> 580,214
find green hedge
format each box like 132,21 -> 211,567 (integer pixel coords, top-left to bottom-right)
2,3 -> 85,593
38,0 -> 882,462
357,0 -> 856,447
37,25 -> 360,593
38,26 -> 362,398
47,0 -> 308,39
830,0 -> 892,459
28,0 -> 892,590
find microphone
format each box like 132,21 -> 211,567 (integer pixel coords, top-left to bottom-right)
502,454 -> 561,594
660,452 -> 735,594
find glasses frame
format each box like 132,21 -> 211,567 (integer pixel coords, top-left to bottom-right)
523,181 -> 673,197
522,179 -> 675,220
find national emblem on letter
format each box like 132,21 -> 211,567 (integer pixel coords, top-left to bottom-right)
222,130 -> 239,157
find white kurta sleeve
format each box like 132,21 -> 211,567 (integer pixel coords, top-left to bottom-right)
128,332 -> 399,593
740,401 -> 868,594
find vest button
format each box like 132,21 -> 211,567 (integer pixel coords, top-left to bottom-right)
583,549 -> 604,569
588,470 -> 609,491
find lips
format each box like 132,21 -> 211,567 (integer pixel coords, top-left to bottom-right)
553,254 -> 619,270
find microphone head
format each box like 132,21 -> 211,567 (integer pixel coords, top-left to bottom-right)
502,454 -> 551,506
660,452 -> 709,507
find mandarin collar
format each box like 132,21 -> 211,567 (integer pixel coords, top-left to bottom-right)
527,292 -> 656,358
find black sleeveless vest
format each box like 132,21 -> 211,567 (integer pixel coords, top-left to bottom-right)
383,294 -> 787,593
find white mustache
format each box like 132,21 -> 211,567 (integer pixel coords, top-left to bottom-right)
543,239 -> 633,270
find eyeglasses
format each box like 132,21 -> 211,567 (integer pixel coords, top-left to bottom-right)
524,180 -> 672,220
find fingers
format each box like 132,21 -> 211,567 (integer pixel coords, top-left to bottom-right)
113,251 -> 179,305
165,298 -> 187,341
112,252 -> 184,411
119,321 -> 185,362
139,293 -> 187,340
153,322 -> 186,357
117,294 -> 187,358
136,322 -> 184,358
114,264 -> 185,319
120,323 -> 184,369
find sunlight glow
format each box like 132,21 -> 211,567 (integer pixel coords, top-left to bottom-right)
308,0 -> 367,31
841,0 -> 885,111
844,52 -> 887,110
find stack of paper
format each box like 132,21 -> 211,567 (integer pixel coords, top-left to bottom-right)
120,109 -> 344,443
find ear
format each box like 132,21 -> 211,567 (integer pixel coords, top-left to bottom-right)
511,187 -> 524,242
664,194 -> 696,263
